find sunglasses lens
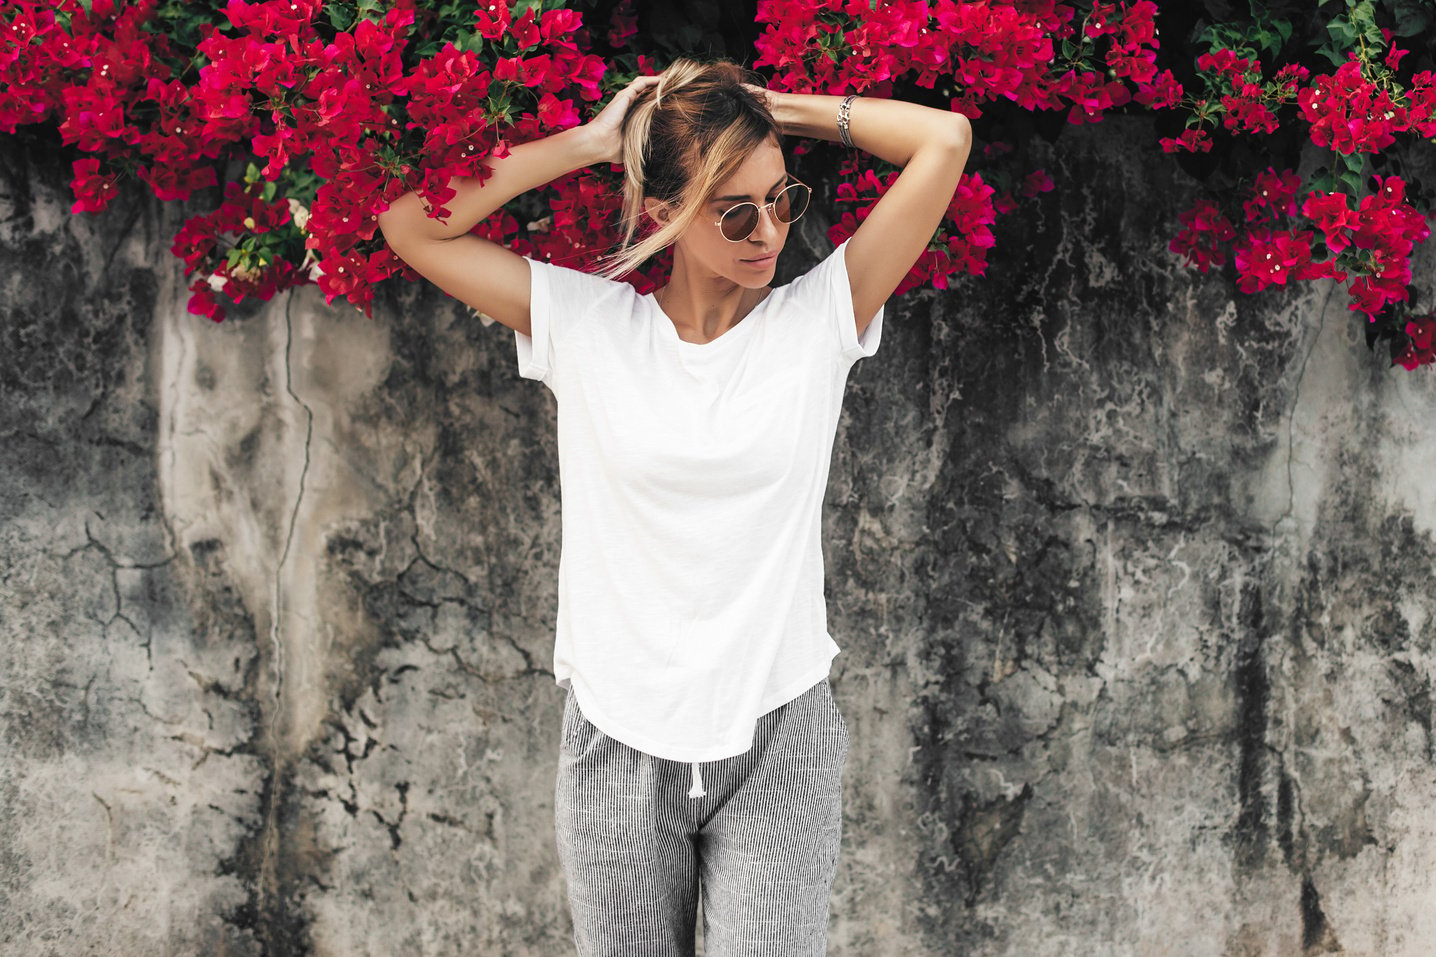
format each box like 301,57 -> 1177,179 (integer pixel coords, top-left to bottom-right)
775,183 -> 810,223
720,203 -> 760,241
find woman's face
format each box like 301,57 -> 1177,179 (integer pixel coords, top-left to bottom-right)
672,137 -> 791,288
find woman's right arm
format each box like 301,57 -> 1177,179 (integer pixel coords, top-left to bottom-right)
378,76 -> 658,337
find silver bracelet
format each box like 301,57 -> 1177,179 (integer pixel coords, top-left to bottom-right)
837,94 -> 856,148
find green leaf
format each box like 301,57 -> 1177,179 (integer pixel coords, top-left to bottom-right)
1326,18 -> 1357,44
326,3 -> 356,32
1315,41 -> 1348,67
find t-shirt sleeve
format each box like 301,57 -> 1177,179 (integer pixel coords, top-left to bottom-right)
514,258 -> 626,387
794,239 -> 884,366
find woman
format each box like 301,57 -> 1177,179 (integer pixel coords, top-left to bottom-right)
379,58 -> 970,956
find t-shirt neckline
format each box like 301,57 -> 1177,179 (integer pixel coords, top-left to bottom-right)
647,288 -> 776,349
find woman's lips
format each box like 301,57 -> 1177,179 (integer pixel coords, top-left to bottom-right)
741,251 -> 778,266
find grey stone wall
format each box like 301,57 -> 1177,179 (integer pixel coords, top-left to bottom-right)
2,118 -> 1434,956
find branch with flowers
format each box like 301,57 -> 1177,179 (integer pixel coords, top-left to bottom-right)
1158,0 -> 1436,368
2,0 -> 1434,368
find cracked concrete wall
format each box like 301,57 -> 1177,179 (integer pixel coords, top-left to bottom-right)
3,117 -> 1435,957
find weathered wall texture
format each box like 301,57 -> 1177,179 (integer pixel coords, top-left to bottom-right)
3,117 -> 1435,956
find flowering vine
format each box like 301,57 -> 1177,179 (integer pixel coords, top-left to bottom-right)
1159,0 -> 1436,366
2,0 -> 1434,369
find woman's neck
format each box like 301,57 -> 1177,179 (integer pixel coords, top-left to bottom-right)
655,249 -> 770,344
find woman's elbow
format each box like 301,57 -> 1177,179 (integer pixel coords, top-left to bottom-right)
377,198 -> 434,262
943,111 -> 972,154
376,200 -> 412,246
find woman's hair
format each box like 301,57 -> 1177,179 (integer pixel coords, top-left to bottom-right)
599,59 -> 782,279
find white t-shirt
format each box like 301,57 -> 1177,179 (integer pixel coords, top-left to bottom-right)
515,240 -> 882,762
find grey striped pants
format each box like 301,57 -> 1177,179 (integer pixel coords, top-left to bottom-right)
555,678 -> 849,956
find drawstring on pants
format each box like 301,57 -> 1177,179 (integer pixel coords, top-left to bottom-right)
688,762 -> 706,799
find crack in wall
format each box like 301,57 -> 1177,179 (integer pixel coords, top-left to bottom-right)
272,290 -> 315,713
256,289 -> 316,938
1271,284 -> 1336,538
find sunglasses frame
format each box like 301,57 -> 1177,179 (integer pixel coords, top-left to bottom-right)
712,179 -> 812,243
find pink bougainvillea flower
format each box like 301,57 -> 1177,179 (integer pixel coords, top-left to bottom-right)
1234,229 -> 1314,293
1135,70 -> 1183,110
1299,60 -> 1409,154
475,1 -> 512,40
1160,128 -> 1212,153
1170,200 -> 1235,273
1396,315 -> 1436,369
70,157 -> 120,213
1223,84 -> 1280,134
1021,169 -> 1054,198
607,0 -> 638,48
1242,168 -> 1301,224
1196,49 -> 1255,84
1302,191 -> 1357,254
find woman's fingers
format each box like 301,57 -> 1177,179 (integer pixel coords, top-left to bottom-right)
623,74 -> 661,103
584,75 -> 661,164
597,74 -> 659,123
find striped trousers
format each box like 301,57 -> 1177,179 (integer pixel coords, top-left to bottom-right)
554,678 -> 850,956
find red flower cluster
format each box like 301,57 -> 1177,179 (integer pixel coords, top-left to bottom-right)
1300,59 -> 1410,154
3,1 -> 221,210
756,0 -> 1173,125
1187,49 -> 1309,138
1174,169 -> 1430,324
1396,314 -> 1436,370
7,0 -> 1435,371
828,158 -> 996,293
1233,229 -> 1320,294
170,181 -> 307,321
1160,128 -> 1211,154
3,0 -> 612,318
1169,200 -> 1235,274
1243,168 -> 1301,224
1342,177 -> 1430,317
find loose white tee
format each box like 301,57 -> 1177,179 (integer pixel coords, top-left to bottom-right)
515,240 -> 882,762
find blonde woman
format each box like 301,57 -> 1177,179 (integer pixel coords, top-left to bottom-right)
379,59 -> 971,956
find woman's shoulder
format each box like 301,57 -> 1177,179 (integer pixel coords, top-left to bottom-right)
774,241 -> 852,306
528,257 -> 644,314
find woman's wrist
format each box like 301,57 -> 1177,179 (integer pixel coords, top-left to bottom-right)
768,91 -> 847,143
548,124 -> 611,171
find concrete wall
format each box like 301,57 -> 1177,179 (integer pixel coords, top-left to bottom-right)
3,119 -> 1434,955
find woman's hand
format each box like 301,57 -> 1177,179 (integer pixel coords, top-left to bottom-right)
583,74 -> 661,165
742,82 -> 784,128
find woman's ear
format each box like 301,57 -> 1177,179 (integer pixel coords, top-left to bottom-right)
643,197 -> 671,226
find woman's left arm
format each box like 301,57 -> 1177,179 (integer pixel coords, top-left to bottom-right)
767,93 -> 972,335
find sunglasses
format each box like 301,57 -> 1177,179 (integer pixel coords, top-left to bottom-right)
713,180 -> 812,242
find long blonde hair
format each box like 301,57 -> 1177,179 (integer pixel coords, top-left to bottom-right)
599,59 -> 782,279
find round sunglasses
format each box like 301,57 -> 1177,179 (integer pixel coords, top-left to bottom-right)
713,180 -> 812,242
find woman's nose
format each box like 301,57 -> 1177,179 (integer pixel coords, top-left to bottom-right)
749,203 -> 782,242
